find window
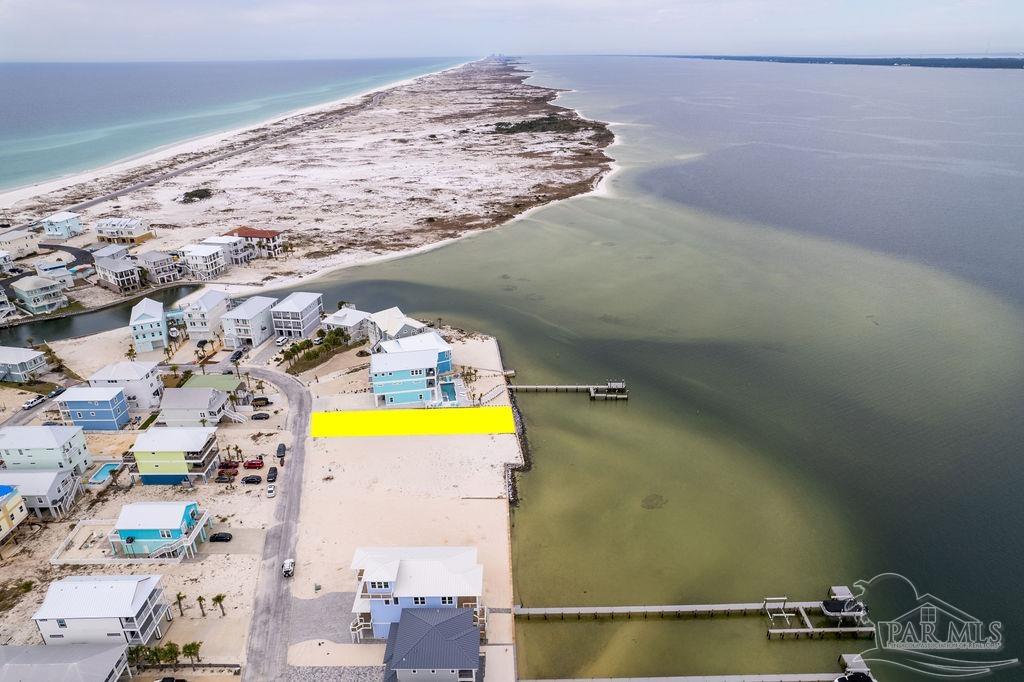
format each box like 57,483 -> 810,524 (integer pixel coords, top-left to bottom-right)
441,596 -> 454,605
56,619 -> 67,628
413,597 -> 426,605
921,606 -> 937,623
159,529 -> 172,539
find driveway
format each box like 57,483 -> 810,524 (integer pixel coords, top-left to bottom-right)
0,242 -> 95,297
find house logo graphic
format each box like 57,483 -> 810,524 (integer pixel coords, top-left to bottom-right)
854,573 -> 1019,678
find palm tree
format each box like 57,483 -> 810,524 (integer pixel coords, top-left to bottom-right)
163,346 -> 173,363
161,642 -> 181,669
232,359 -> 241,378
196,595 -> 206,617
255,379 -> 265,393
25,336 -> 35,348
182,641 -> 203,670
144,646 -> 162,666
212,593 -> 226,616
125,344 -> 137,361
169,364 -> 179,379
175,591 -> 186,617
127,645 -> 147,670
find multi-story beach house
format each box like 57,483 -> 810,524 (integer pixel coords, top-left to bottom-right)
180,243 -> 226,280
135,250 -> 180,285
156,387 -> 243,427
370,333 -> 455,408
349,546 -> 485,642
34,259 -> 75,288
94,257 -> 142,294
223,226 -> 284,258
0,229 -> 40,259
56,387 -> 130,431
33,575 -> 173,646
221,295 -> 277,349
271,292 -> 324,339
0,643 -> 131,681
0,250 -> 14,274
93,244 -> 129,261
0,485 -> 28,549
0,289 -> 16,321
0,469 -> 81,520
182,373 -> 252,406
368,306 -> 427,347
0,425 -> 93,475
129,297 -> 167,352
183,289 -> 230,341
108,500 -> 210,559
384,608 -> 481,682
202,235 -> 252,265
130,427 -> 219,485
322,306 -> 372,342
0,346 -> 47,383
94,217 -> 155,244
88,360 -> 163,410
40,211 -> 84,240
379,331 -> 453,373
11,275 -> 68,314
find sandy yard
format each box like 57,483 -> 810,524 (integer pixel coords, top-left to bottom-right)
0,386 -> 38,420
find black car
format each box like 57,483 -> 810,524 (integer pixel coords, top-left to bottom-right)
47,386 -> 66,398
252,397 -> 272,408
229,350 -> 244,362
251,412 -> 270,421
267,466 -> 278,483
276,443 -> 286,457
241,475 -> 262,484
214,475 -> 233,483
209,532 -> 233,542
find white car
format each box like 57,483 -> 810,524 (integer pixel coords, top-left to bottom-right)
21,395 -> 45,411
266,484 -> 276,498
275,336 -> 289,347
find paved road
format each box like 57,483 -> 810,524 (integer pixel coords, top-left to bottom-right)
0,242 -> 95,296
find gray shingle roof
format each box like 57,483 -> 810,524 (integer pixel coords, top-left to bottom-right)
384,608 -> 480,672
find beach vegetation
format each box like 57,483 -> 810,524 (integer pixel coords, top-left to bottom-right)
284,328 -> 352,375
181,188 -> 213,203
182,641 -> 203,670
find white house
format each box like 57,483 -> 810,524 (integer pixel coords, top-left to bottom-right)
0,289 -> 17,322
368,306 -> 427,347
93,244 -> 129,261
40,211 -> 84,239
322,306 -> 371,342
0,230 -> 40,259
94,257 -> 142,294
223,226 -> 284,258
129,297 -> 167,352
11,275 -> 68,314
202,235 -> 252,265
221,295 -> 277,349
88,360 -> 163,410
0,346 -> 47,383
0,643 -> 130,681
157,387 -> 243,427
0,426 -> 92,476
34,575 -> 172,646
271,292 -> 323,339
0,469 -> 81,520
95,217 -> 154,244
180,244 -> 226,281
34,259 -> 75,288
183,289 -> 230,341
136,250 -> 180,285
0,250 -> 13,274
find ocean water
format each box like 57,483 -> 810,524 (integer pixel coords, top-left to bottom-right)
0,58 -> 463,191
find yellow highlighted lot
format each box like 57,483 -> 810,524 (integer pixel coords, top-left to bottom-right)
311,406 -> 516,437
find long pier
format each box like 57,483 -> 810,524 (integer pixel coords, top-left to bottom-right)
509,380 -> 629,400
514,601 -> 814,618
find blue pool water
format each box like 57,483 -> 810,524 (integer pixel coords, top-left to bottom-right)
89,462 -> 120,484
440,382 -> 457,403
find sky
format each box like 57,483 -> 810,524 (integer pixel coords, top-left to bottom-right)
0,0 -> 1020,61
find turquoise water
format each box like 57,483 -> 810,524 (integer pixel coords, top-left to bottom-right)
89,462 -> 120,484
441,382 -> 457,402
0,58 -> 465,190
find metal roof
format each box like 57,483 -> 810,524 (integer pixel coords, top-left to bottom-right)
384,608 -> 480,672
182,243 -> 223,257
379,331 -> 450,354
222,295 -> 277,321
351,547 -> 482,603
129,297 -> 163,324
0,469 -> 71,497
136,250 -> 171,263
58,386 -> 124,402
34,575 -> 162,620
92,244 -> 128,259
159,387 -> 226,411
324,307 -> 371,326
370,307 -> 426,337
11,275 -> 58,292
370,349 -> 439,374
0,345 -> 45,364
94,257 -> 138,274
88,360 -> 159,382
43,211 -> 79,222
187,288 -> 230,312
132,426 -> 215,452
271,292 -> 322,314
0,643 -> 127,682
115,501 -> 194,530
0,425 -> 81,450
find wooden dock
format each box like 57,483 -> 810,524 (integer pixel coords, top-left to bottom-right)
509,380 -> 629,400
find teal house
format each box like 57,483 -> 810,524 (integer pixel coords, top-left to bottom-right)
371,331 -> 457,408
108,500 -> 210,560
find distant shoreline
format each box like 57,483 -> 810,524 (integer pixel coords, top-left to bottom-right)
640,54 -> 1024,70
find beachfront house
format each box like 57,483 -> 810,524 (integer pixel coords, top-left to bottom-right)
379,331 -> 453,374
222,295 -> 277,349
11,275 -> 68,314
157,387 -> 243,427
33,575 -> 173,646
271,291 -> 324,339
322,306 -> 371,342
0,250 -> 14,274
0,643 -> 131,681
108,500 -> 210,559
202,235 -> 252,265
88,360 -> 163,410
95,217 -> 155,244
34,259 -> 75,288
0,289 -> 16,321
384,608 -> 481,682
94,257 -> 142,294
370,333 -> 456,408
56,387 -> 130,431
0,469 -> 81,520
349,546 -> 484,642
181,243 -> 226,280
40,211 -> 84,240
0,346 -> 47,383
136,250 -> 180,285
0,426 -> 93,475
224,226 -> 284,258
183,288 -> 230,341
0,230 -> 40,259
183,373 -> 251,406
0,485 -> 28,549
130,426 -> 219,485
368,307 -> 427,347
129,297 -> 167,352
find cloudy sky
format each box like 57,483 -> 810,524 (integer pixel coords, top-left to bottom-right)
0,0 -> 1020,61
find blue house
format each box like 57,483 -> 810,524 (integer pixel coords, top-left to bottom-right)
349,547 -> 484,642
108,501 -> 210,559
56,387 -> 129,431
371,332 -> 456,407
40,211 -> 84,239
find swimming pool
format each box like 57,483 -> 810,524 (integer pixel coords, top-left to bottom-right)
440,382 -> 457,403
89,462 -> 121,484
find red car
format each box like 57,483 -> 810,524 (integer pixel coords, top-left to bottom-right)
216,468 -> 237,477
219,461 -> 239,469
243,459 -> 264,470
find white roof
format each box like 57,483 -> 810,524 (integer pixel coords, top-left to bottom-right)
89,360 -> 158,382
58,386 -> 124,402
0,229 -> 34,241
159,387 -> 226,411
0,345 -> 44,365
379,331 -> 450,354
136,250 -> 171,263
222,295 -> 277,321
43,211 -> 79,222
182,243 -> 222,257
188,289 -> 230,313
324,307 -> 370,326
350,547 -> 482,607
0,643 -> 129,681
370,349 -> 438,373
93,244 -> 128,259
202,235 -> 243,245
11,275 -> 58,292
34,575 -> 162,620
95,217 -> 142,228
271,292 -> 322,314
370,307 -> 426,337
132,426 -> 215,453
95,257 -> 138,273
0,425 -> 81,450
129,297 -> 163,325
0,469 -> 70,496
115,500 -> 194,531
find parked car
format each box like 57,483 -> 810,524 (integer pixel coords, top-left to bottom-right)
276,443 -> 286,457
219,460 -> 239,469
229,350 -> 244,362
243,459 -> 264,470
214,475 -> 233,483
216,468 -> 237,477
252,397 -> 272,408
209,532 -> 233,542
46,386 -> 66,398
282,558 -> 295,577
267,466 -> 278,483
313,336 -> 324,345
251,412 -> 270,421
241,475 -> 262,484
266,484 -> 276,498
42,420 -> 62,426
21,396 -> 45,410
275,336 -> 289,347
221,369 -> 234,375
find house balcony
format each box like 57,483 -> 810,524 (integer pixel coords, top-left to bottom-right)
349,613 -> 373,643
360,582 -> 394,598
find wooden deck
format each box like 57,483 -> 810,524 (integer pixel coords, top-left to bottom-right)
508,380 -> 629,400
513,601 -> 819,618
